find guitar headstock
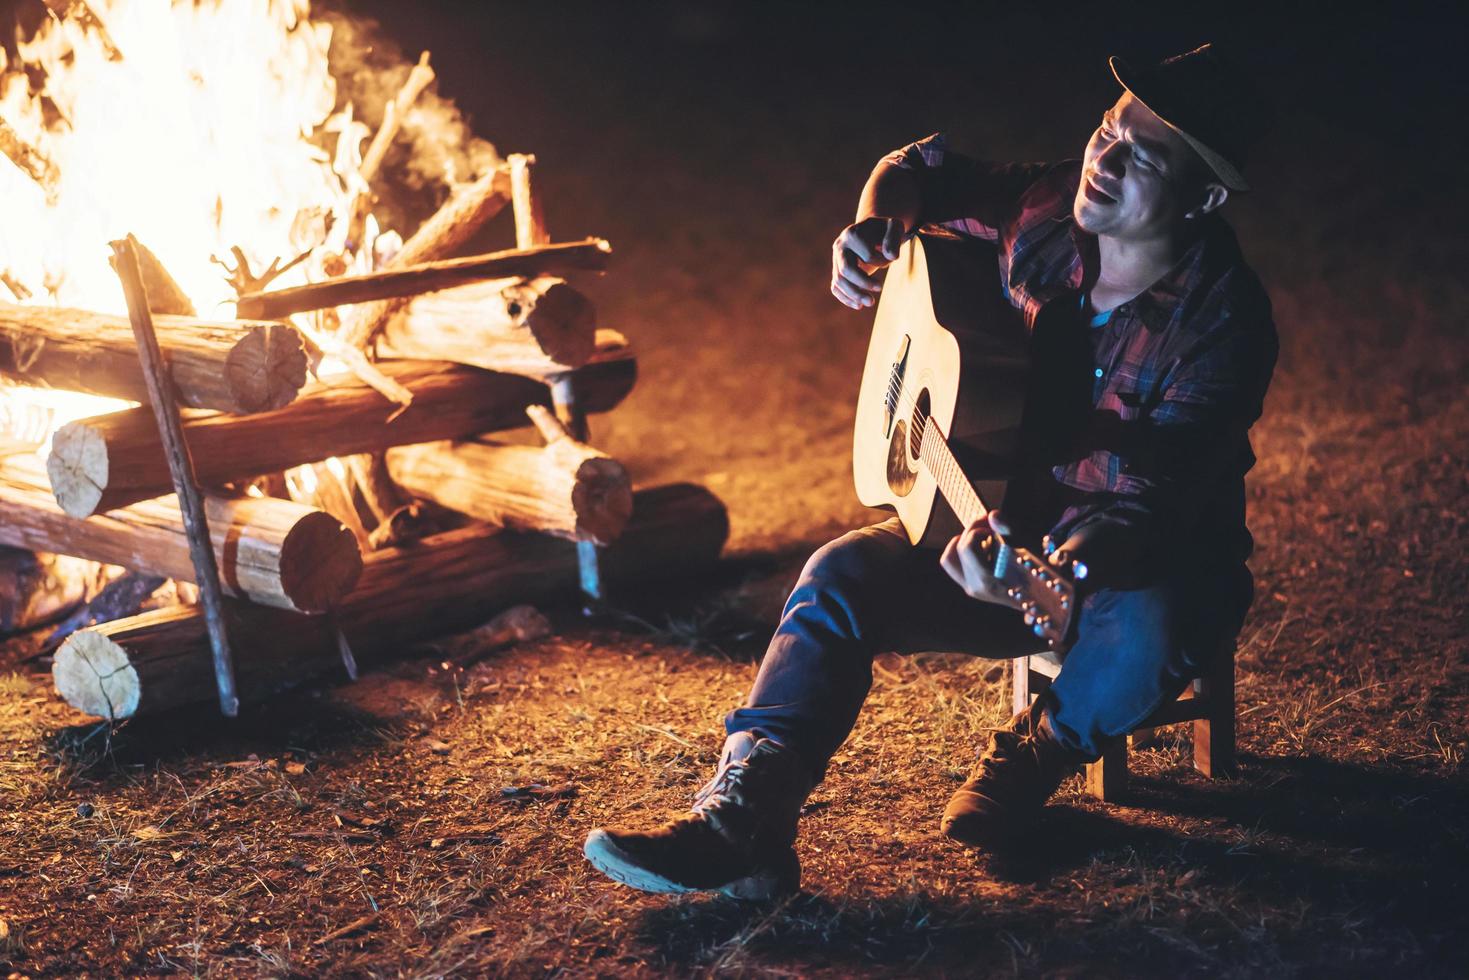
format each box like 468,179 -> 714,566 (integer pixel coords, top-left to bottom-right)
987,537 -> 1086,650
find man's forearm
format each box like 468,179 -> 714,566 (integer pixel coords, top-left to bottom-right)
856,159 -> 922,233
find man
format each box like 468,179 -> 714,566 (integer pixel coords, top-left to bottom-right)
584,44 -> 1277,899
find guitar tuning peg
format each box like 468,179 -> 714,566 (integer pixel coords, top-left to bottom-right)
1042,534 -> 1056,555
1070,560 -> 1089,581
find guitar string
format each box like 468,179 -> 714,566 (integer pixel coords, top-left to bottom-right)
881,370 -> 1070,632
883,372 -> 1070,628
879,372 -> 987,524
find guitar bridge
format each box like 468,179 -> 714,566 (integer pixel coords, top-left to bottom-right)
884,335 -> 911,439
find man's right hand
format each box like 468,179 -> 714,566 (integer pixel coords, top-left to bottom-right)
938,510 -> 1021,610
830,216 -> 905,310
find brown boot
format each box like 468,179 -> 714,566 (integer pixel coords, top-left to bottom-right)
941,695 -> 1086,848
583,732 -> 812,899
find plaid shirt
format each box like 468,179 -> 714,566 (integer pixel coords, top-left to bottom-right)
886,133 -> 1278,578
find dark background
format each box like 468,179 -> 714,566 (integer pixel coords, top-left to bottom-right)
342,0 -> 1468,553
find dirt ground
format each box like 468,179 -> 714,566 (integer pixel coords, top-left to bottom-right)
2,3 -> 1467,977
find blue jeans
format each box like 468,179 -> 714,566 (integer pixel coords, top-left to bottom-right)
724,518 -> 1252,782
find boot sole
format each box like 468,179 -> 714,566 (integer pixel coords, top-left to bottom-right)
583,829 -> 698,895
583,829 -> 798,900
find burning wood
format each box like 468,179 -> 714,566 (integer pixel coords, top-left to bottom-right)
0,117 -> 60,200
386,405 -> 632,546
294,460 -> 371,549
359,52 -> 436,184
0,397 -> 52,457
129,240 -> 196,317
39,0 -> 122,61
212,245 -> 312,299
0,456 -> 362,614
234,239 -> 611,321
46,332 -> 636,517
52,483 -> 729,719
0,546 -> 106,635
0,0 -> 725,728
376,276 -> 597,376
336,163 -> 515,351
510,155 -> 549,252
0,303 -> 307,413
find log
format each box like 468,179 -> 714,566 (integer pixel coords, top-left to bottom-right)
234,239 -> 612,321
47,330 -> 636,517
41,0 -> 123,60
386,405 -> 632,545
44,570 -> 168,646
509,154 -> 548,251
0,117 -> 60,199
344,453 -> 407,527
360,52 -> 436,184
52,483 -> 729,718
112,233 -> 239,716
376,275 -> 596,375
0,546 -> 106,635
0,302 -> 306,413
336,164 -> 514,350
0,396 -> 52,457
0,456 -> 361,613
131,240 -> 196,316
296,461 -> 372,550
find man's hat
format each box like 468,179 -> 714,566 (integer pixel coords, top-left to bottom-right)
1109,43 -> 1270,192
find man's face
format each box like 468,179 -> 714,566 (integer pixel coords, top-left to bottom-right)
1073,91 -> 1204,241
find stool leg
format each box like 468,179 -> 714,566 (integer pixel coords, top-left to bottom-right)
1011,656 -> 1032,716
1193,647 -> 1237,778
1086,737 -> 1129,802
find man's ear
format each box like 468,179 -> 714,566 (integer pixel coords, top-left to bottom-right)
1185,182 -> 1229,219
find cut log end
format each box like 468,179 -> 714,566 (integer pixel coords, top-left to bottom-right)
224,323 -> 309,413
516,277 -> 597,368
276,510 -> 365,614
47,422 -> 109,519
53,630 -> 140,720
572,457 -> 633,545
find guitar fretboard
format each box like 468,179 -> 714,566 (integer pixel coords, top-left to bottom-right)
917,415 -> 988,530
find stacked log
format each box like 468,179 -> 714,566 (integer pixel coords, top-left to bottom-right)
53,484 -> 728,718
4,142 -> 722,723
0,303 -> 306,413
386,404 -> 632,546
376,275 -> 597,376
0,456 -> 360,613
45,331 -> 635,517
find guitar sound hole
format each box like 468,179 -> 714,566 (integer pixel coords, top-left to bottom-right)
886,419 -> 917,497
908,388 -> 931,461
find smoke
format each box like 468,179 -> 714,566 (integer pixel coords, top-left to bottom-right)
315,5 -> 499,230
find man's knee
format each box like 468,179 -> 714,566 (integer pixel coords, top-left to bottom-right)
797,519 -> 908,593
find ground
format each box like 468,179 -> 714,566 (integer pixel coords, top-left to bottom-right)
2,3 -> 1467,977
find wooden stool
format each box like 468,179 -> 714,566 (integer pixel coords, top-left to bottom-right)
1010,644 -> 1236,802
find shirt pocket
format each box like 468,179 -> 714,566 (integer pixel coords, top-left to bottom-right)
1099,362 -> 1157,423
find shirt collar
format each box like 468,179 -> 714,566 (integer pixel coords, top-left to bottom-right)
1068,214 -> 1237,332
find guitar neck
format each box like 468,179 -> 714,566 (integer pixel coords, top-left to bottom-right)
918,419 -> 988,530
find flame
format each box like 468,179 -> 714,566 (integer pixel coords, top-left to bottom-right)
0,0 -> 493,450
1,0 -> 347,315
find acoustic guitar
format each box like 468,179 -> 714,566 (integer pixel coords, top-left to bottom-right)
852,233 -> 1084,648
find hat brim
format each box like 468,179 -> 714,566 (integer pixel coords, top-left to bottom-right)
1109,56 -> 1249,192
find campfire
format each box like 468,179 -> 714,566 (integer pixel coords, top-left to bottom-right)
0,0 -> 726,720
